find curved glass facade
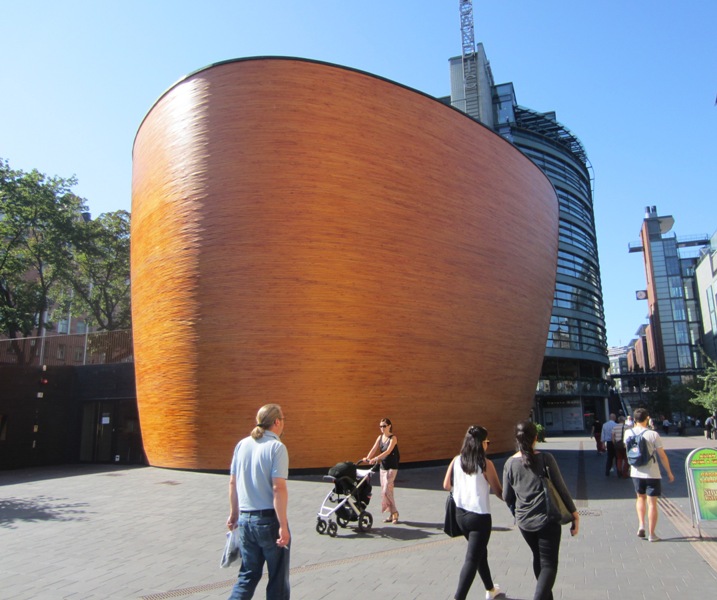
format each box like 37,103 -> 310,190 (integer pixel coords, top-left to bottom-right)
511,108 -> 607,363
448,54 -> 610,432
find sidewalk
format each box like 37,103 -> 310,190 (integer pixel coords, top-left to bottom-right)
1,434 -> 717,599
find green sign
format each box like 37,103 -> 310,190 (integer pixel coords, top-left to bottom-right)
686,448 -> 717,521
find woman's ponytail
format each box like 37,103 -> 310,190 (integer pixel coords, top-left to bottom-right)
515,420 -> 538,471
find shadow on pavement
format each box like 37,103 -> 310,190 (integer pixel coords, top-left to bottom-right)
0,463 -> 147,485
0,496 -> 91,528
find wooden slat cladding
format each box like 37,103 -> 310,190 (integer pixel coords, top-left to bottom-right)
131,58 -> 559,470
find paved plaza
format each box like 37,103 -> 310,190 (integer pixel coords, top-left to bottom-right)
2,434 -> 717,599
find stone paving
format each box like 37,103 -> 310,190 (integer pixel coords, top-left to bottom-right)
2,434 -> 717,599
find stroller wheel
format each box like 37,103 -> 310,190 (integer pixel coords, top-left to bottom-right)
336,514 -> 350,528
315,519 -> 327,535
357,510 -> 373,533
327,521 -> 338,537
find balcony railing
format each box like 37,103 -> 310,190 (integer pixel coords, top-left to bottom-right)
0,330 -> 133,366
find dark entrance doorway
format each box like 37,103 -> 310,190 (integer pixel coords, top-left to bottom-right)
80,398 -> 144,464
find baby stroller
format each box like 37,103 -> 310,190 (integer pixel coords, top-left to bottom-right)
316,460 -> 376,537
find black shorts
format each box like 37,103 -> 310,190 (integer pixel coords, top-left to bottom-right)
632,477 -> 662,497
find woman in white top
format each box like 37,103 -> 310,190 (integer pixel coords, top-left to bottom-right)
443,426 -> 504,600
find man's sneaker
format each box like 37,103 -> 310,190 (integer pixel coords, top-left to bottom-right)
637,528 -> 645,538
486,584 -> 504,599
649,535 -> 660,542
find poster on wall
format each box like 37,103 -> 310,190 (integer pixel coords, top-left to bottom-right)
685,447 -> 717,535
542,399 -> 583,432
562,408 -> 584,431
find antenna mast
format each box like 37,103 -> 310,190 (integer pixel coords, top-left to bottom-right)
459,0 -> 480,119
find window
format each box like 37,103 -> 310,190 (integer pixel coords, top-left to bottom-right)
665,257 -> 680,276
677,346 -> 692,369
674,322 -> 689,344
693,350 -> 703,369
671,299 -> 686,321
669,276 -> 683,298
690,323 -> 701,345
707,286 -> 717,334
57,344 -> 66,360
686,301 -> 700,322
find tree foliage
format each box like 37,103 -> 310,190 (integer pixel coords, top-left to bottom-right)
1,158 -> 131,363
57,210 -> 131,331
0,159 -> 85,336
690,355 -> 717,414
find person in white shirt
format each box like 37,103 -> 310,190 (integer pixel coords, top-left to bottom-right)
612,416 -> 628,478
626,408 -> 675,542
601,414 -> 618,476
444,425 -> 504,600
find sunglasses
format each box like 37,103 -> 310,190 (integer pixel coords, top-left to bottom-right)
379,425 -> 388,428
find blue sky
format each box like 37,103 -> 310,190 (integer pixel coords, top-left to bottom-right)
2,1 -> 715,348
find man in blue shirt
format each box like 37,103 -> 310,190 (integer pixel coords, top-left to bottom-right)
227,404 -> 290,599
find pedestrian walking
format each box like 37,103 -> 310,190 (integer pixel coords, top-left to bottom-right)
503,421 -> 579,600
612,416 -> 628,478
601,413 -> 618,476
706,415 -> 717,440
443,425 -> 504,600
227,404 -> 290,600
591,419 -> 604,454
626,408 -> 675,542
662,417 -> 671,436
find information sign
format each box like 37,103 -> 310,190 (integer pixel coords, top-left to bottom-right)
685,447 -> 717,535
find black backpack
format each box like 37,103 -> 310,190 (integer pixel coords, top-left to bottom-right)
626,428 -> 654,467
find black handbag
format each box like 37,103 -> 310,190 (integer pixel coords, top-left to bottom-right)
443,492 -> 462,537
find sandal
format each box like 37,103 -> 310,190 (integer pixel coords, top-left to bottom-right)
383,516 -> 393,523
392,512 -> 399,524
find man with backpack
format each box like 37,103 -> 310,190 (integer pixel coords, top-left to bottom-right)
625,408 -> 674,542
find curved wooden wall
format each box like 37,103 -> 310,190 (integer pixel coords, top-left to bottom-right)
131,58 -> 559,470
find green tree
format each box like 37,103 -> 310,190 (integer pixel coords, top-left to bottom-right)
58,210 -> 131,331
670,382 -> 696,419
690,355 -> 717,414
642,375 -> 672,420
0,159 -> 86,363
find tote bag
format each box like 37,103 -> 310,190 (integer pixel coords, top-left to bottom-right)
541,457 -> 573,525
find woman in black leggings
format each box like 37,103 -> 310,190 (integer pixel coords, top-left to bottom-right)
503,421 -> 579,600
443,426 -> 504,600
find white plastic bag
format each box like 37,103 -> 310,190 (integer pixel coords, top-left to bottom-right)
220,528 -> 242,568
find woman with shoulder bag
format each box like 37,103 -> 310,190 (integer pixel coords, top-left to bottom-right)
443,425 -> 504,600
503,421 -> 579,600
363,417 -> 400,523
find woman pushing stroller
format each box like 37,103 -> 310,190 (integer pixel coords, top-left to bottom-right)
363,417 -> 400,524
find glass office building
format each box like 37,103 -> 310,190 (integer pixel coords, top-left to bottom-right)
444,49 -> 610,431
628,206 -> 708,380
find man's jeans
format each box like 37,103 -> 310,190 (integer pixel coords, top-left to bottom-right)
228,513 -> 290,600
